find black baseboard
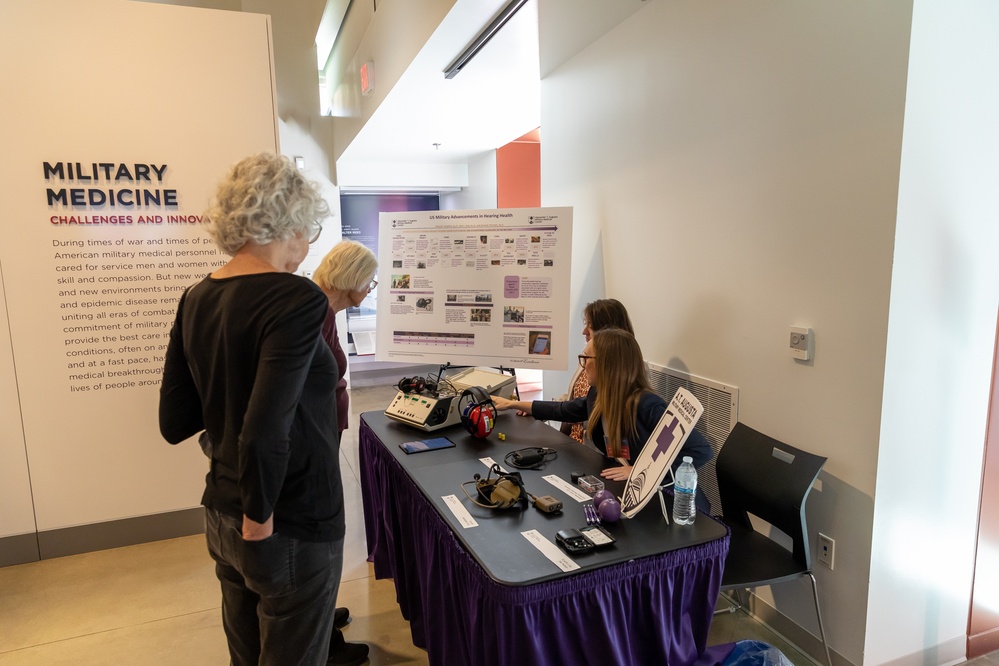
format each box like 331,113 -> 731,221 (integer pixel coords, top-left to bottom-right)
0,507 -> 205,566
0,533 -> 40,567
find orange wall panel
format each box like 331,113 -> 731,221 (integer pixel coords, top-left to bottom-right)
496,140 -> 540,208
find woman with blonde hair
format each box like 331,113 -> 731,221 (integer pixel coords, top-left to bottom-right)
311,239 -> 377,666
312,239 -> 378,441
493,328 -> 711,510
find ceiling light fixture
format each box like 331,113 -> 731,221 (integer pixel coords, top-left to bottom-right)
443,0 -> 530,80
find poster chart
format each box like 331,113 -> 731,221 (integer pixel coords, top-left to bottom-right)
375,207 -> 572,370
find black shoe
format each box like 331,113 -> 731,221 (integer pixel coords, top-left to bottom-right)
327,641 -> 369,666
333,606 -> 351,629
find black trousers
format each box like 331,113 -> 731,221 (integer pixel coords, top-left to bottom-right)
205,507 -> 343,666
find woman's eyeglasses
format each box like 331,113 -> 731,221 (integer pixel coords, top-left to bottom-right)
367,279 -> 378,292
308,223 -> 323,244
578,354 -> 595,368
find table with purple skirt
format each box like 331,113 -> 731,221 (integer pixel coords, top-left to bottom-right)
359,410 -> 730,666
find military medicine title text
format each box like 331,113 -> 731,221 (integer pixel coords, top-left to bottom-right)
44,161 -> 199,226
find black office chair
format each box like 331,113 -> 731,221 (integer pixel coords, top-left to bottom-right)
715,422 -> 832,666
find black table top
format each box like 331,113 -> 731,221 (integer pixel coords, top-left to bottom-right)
361,410 -> 728,586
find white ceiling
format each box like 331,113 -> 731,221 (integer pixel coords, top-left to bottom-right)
141,0 -> 646,172
336,0 -> 541,167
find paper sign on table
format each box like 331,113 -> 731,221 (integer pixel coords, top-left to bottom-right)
620,387 -> 703,518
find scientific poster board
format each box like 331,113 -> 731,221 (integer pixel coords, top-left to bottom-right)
0,0 -> 278,535
375,207 -> 572,370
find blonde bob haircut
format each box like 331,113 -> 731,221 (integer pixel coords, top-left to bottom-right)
204,152 -> 330,256
587,328 -> 651,458
313,240 -> 378,293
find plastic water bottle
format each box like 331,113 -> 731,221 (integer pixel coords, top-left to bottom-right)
672,456 -> 697,525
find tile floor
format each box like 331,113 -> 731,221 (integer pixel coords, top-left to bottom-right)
0,382 -> 994,665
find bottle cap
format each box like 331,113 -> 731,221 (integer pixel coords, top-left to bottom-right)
682,456 -> 693,463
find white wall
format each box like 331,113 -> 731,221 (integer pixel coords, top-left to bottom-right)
336,162 -> 468,190
540,2 -> 915,664
0,283 -> 34,539
442,150 -> 498,211
867,1 -> 999,664
0,0 -> 278,536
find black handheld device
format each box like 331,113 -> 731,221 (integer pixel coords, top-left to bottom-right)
399,437 -> 455,454
556,528 -> 594,554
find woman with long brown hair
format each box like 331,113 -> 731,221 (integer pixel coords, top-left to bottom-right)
493,328 -> 711,509
558,298 -> 635,443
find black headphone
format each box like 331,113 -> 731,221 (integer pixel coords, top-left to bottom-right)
399,376 -> 426,394
460,464 -> 527,510
459,386 -> 497,439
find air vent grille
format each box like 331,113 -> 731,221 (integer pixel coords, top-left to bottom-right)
646,362 -> 739,516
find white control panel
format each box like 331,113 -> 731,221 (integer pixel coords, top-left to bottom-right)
383,366 -> 519,432
384,391 -> 458,430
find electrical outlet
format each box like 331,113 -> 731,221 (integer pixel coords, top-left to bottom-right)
817,533 -> 835,570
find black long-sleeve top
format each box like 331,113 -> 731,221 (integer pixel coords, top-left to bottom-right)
159,272 -> 343,542
531,388 -> 711,467
531,387 -> 713,511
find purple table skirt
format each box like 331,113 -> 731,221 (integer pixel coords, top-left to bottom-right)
360,419 -> 729,666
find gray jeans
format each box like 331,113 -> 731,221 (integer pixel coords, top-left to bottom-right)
205,507 -> 343,666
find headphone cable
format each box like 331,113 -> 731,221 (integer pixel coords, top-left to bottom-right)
504,447 -> 558,470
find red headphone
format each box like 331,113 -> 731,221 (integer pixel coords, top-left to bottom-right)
459,386 -> 497,439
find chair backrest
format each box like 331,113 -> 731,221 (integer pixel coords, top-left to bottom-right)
716,422 -> 827,569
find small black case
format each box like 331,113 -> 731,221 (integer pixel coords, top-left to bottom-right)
556,528 -> 594,554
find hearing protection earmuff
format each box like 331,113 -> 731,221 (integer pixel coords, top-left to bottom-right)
398,376 -> 426,394
459,386 -> 497,439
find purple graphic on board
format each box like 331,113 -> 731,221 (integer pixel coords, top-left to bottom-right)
652,415 -> 685,462
504,276 -> 520,298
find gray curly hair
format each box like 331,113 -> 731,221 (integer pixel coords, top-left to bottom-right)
204,153 -> 330,255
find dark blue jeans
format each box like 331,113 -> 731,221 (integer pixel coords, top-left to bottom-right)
205,507 -> 342,666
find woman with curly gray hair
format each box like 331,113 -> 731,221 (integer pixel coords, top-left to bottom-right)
160,152 -> 346,666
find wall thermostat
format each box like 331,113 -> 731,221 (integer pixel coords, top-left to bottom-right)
789,326 -> 813,361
